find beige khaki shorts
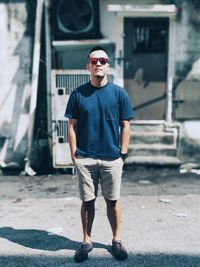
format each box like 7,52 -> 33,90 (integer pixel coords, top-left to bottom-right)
74,157 -> 124,202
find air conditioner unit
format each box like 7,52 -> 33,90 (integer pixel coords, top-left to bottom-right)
51,0 -> 101,40
51,70 -> 115,168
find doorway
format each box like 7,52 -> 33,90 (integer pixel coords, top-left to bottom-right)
124,17 -> 169,120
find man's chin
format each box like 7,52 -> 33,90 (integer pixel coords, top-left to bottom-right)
94,74 -> 105,78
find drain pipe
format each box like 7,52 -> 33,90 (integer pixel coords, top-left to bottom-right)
25,0 -> 44,176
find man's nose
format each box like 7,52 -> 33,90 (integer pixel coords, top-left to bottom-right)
96,60 -> 101,65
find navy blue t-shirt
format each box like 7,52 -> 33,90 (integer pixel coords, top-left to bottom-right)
65,82 -> 134,159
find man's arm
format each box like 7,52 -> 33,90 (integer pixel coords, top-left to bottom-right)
68,118 -> 78,162
120,120 -> 130,155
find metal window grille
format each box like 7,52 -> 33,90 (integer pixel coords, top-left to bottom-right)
132,18 -> 169,53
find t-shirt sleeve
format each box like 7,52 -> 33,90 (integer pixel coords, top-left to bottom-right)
119,90 -> 135,121
64,91 -> 79,119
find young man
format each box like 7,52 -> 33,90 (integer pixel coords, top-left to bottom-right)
65,46 -> 134,262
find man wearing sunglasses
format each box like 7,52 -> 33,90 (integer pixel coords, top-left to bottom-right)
65,46 -> 134,263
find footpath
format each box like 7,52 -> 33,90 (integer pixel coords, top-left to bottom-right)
0,166 -> 200,266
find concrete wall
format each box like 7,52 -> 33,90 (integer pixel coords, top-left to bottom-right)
0,1 -> 35,167
179,121 -> 200,162
173,1 -> 200,161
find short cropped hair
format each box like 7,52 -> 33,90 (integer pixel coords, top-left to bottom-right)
88,46 -> 108,58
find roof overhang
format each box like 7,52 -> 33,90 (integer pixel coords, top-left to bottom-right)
107,4 -> 177,18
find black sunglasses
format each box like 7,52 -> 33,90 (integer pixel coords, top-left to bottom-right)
88,57 -> 109,65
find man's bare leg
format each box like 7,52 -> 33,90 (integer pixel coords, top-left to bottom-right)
105,198 -> 128,260
81,199 -> 95,243
74,199 -> 95,262
105,198 -> 121,240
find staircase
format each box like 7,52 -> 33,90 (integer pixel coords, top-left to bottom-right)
126,120 -> 181,167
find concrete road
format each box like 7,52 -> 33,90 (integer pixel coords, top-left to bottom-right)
0,166 -> 200,266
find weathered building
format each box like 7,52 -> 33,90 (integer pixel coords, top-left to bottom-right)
0,0 -> 200,173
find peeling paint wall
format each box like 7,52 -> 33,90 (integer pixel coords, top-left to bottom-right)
175,1 -> 200,77
0,1 -> 35,167
173,1 -> 200,161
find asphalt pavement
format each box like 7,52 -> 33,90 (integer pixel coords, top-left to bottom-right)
0,165 -> 200,266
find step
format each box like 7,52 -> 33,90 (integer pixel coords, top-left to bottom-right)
125,155 -> 181,167
130,120 -> 167,132
128,144 -> 177,157
130,131 -> 175,145
127,121 -> 180,166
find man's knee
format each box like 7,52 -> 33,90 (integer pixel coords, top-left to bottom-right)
105,198 -> 118,208
83,199 -> 95,210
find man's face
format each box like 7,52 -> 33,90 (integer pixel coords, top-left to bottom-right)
87,50 -> 109,78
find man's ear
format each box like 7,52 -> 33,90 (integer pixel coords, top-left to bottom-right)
86,64 -> 90,71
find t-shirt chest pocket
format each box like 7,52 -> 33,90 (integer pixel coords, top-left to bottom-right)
105,104 -> 119,121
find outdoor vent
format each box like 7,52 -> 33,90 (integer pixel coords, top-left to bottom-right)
51,0 -> 101,40
51,70 -> 115,168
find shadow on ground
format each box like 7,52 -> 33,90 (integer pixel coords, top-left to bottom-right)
0,227 -> 200,266
0,227 -> 108,251
0,253 -> 200,267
